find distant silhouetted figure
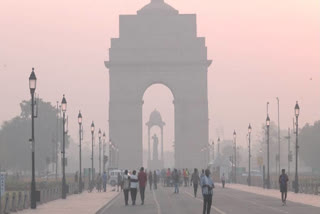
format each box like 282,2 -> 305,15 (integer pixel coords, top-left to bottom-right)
75,171 -> 78,183
138,167 -> 147,205
191,168 -> 200,197
148,171 -> 153,190
153,170 -> 158,190
117,172 -> 122,192
201,169 -> 214,214
130,170 -> 138,205
103,171 -> 108,192
279,169 -> 289,206
221,173 -> 226,188
173,169 -> 180,193
166,168 -> 171,187
123,170 -> 130,206
96,173 -> 102,192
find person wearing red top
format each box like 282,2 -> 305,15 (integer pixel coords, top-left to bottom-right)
138,167 -> 147,205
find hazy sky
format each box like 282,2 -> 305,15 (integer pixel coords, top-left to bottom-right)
1,0 -> 319,153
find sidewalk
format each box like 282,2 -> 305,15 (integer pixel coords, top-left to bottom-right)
220,183 -> 320,208
16,187 -> 120,214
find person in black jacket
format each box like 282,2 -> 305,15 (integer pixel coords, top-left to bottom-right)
191,168 -> 200,197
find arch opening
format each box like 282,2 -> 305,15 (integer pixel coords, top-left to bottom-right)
142,83 -> 175,169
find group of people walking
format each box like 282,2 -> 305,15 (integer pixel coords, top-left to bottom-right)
120,166 -> 215,214
122,167 -> 159,206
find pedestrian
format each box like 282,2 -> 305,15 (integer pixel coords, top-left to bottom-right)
123,170 -> 130,206
130,170 -> 138,205
103,171 -> 108,192
221,173 -> 226,188
117,172 -> 122,192
191,168 -> 200,197
183,169 -> 187,186
200,169 -> 205,193
201,169 -> 214,214
178,169 -> 182,186
173,169 -> 180,193
186,169 -> 190,186
166,168 -> 171,187
75,171 -> 78,183
138,167 -> 147,205
153,170 -> 158,190
161,169 -> 166,186
148,171 -> 153,190
279,169 -> 289,206
96,173 -> 102,192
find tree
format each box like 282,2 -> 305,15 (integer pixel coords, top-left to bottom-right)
0,98 -> 70,174
299,121 -> 320,170
256,121 -> 291,173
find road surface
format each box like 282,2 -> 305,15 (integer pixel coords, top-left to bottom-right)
100,185 -> 320,214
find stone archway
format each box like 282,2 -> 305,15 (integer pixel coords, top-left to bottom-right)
105,0 -> 212,169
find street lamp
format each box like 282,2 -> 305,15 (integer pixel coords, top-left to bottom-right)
233,130 -> 237,183
109,140 -> 112,169
61,95 -> 67,199
116,147 -> 120,169
98,129 -> 102,175
294,101 -> 300,193
248,124 -> 252,186
29,68 -> 37,209
78,111 -> 83,193
211,140 -> 215,162
217,137 -> 221,155
266,115 -> 270,189
91,121 -> 95,183
102,132 -> 106,173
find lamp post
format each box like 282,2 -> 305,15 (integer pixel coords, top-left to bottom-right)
98,129 -> 102,175
211,141 -> 215,162
248,124 -> 252,186
294,102 -> 300,193
217,137 -> 221,155
61,95 -> 67,199
78,111 -> 83,193
109,140 -> 112,169
29,68 -> 37,209
90,121 -> 95,182
276,97 -> 281,176
233,130 -> 237,183
115,146 -> 119,169
102,132 -> 106,172
266,115 -> 270,189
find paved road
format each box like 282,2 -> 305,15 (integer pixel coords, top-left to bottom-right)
100,185 -> 320,214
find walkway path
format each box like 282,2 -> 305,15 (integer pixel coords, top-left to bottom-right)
223,183 -> 320,208
101,185 -> 320,214
16,187 -> 119,214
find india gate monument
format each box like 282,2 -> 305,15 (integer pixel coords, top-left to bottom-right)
105,0 -> 211,169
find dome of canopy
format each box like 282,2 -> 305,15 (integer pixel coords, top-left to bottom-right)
137,0 -> 179,15
146,109 -> 166,127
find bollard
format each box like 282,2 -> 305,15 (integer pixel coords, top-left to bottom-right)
10,192 -> 16,212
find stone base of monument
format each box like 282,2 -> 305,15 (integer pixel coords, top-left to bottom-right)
148,159 -> 164,170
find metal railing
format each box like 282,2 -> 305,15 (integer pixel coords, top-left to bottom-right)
1,183 -> 78,214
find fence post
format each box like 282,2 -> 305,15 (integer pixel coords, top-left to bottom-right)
4,193 -> 9,214
17,192 -> 21,211
10,192 -> 16,212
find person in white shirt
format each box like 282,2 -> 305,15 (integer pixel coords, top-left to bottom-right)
201,169 -> 214,214
122,170 -> 130,206
130,170 -> 138,205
